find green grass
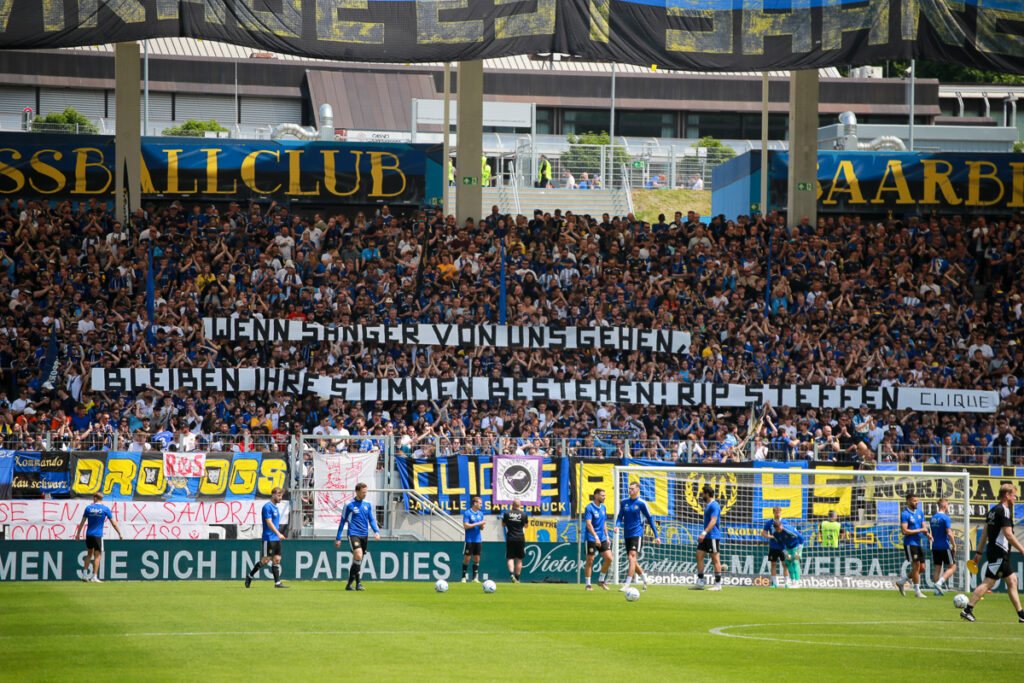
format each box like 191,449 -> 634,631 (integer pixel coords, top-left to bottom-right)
632,188 -> 711,223
2,581 -> 1020,681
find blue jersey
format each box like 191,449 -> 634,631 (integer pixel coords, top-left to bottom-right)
82,503 -> 112,538
617,497 -> 659,540
901,507 -> 925,546
337,499 -> 379,539
763,519 -> 782,549
771,524 -> 804,549
262,501 -> 281,541
584,502 -> 608,542
703,499 -> 722,540
463,509 -> 485,543
930,512 -> 952,550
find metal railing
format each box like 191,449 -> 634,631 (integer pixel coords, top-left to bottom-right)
621,162 -> 635,215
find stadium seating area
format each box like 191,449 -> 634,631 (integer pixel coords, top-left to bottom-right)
0,196 -> 1020,465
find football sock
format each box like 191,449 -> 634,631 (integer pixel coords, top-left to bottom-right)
1017,609 -> 1024,619
514,573 -> 520,581
697,573 -> 705,582
586,577 -> 592,586
349,561 -> 361,585
271,564 -> 281,583
896,574 -> 907,586
913,583 -> 921,593
248,563 -> 262,578
715,574 -> 722,584
623,575 -> 632,588
598,572 -> 605,583
640,573 -> 648,585
461,562 -> 468,579
471,563 -> 479,580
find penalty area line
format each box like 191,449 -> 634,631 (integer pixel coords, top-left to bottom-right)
0,629 -> 694,640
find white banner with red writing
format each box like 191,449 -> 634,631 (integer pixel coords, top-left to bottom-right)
163,452 -> 207,479
312,452 -> 379,533
0,499 -> 290,540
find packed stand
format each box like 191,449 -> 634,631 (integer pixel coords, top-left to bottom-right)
0,196 -> 1020,467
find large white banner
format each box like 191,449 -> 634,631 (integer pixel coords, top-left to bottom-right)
0,499 -> 289,540
204,317 -> 690,353
92,368 -> 1000,413
312,452 -> 379,533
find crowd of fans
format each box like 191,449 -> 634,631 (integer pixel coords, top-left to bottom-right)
0,194 -> 1021,467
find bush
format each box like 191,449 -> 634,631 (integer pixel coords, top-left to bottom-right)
32,107 -> 98,134
162,119 -> 230,137
696,136 -> 737,165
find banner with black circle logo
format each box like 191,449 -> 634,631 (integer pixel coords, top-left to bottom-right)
492,455 -> 543,507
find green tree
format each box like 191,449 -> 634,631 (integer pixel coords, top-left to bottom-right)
561,131 -> 630,181
162,119 -> 230,137
1015,140 -> 1024,154
32,107 -> 98,134
696,136 -> 736,165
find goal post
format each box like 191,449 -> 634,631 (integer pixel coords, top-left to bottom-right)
610,465 -> 971,591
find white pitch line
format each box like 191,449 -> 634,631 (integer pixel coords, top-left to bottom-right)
708,621 -> 1013,654
0,630 -> 693,640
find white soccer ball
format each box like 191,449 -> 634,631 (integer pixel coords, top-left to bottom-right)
953,593 -> 969,609
482,579 -> 497,593
434,579 -> 449,593
624,587 -> 641,602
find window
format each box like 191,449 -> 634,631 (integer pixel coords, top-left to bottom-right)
536,108 -> 554,135
562,109 -> 610,136
616,111 -> 676,138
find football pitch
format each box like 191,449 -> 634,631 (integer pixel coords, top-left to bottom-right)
3,581 -> 1021,681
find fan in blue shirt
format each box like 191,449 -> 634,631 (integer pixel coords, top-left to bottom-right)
461,495 -> 487,583
334,482 -> 380,591
74,492 -> 122,583
929,498 -> 958,596
693,484 -> 724,591
895,493 -> 932,598
760,506 -> 788,588
583,488 -> 612,590
616,481 -> 661,592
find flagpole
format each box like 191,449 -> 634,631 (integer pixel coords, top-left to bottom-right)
499,238 -> 507,325
146,239 -> 156,344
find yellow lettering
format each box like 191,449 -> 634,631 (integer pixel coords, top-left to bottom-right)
416,0 -> 483,44
921,160 -> 962,205
589,0 -> 609,42
976,7 -> 1024,57
139,153 -> 156,194
198,458 -> 231,496
163,149 -> 198,194
316,0 -> 384,44
322,150 -> 362,196
42,0 -> 63,31
0,149 -> 25,194
368,151 -> 406,197
72,148 -> 112,194
759,472 -> 803,518
742,3 -> 812,55
412,462 -> 437,495
965,160 -> 1005,206
821,0 -> 888,50
576,463 -> 614,514
257,459 -> 287,496
495,0 -> 555,38
811,471 -> 853,517
667,6 -> 732,54
822,160 -> 866,205
870,159 -> 914,204
227,458 -> 259,495
71,459 -> 103,495
102,458 -> 138,497
478,459 -> 492,497
285,149 -> 320,196
438,464 -> 465,495
200,148 -> 237,194
136,460 -> 165,497
240,0 -> 301,37
241,150 -> 281,194
901,0 -> 965,44
80,0 -> 145,28
1008,162 -> 1024,208
28,149 -> 65,194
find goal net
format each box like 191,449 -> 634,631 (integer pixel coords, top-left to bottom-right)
610,466 -> 971,591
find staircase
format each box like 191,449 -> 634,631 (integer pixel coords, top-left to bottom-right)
445,187 -> 633,219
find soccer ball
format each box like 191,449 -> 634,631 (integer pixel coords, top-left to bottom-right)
482,580 -> 497,593
624,587 -> 641,602
434,579 -> 449,593
953,593 -> 969,609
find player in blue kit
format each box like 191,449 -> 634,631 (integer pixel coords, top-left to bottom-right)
335,482 -> 381,591
692,483 -> 723,591
583,488 -> 612,591
462,495 -> 486,583
895,492 -> 931,598
73,492 -> 123,583
616,481 -> 661,592
246,487 -> 288,588
771,520 -> 805,589
760,506 -> 789,588
930,497 -> 957,596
